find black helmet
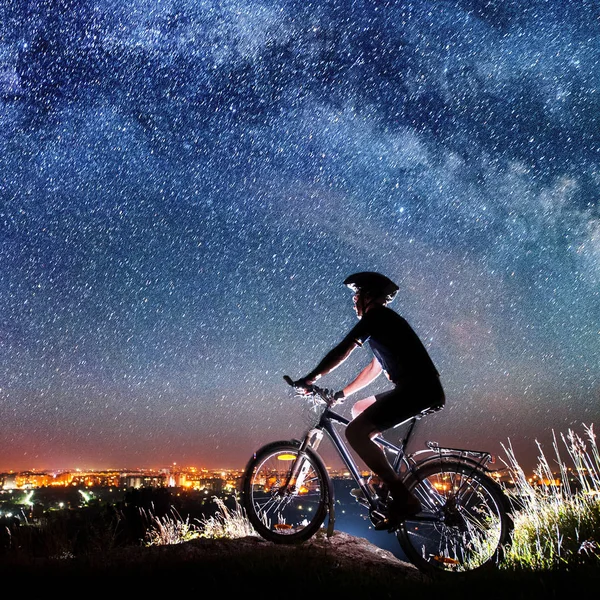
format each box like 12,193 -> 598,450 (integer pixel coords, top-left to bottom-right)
343,272 -> 399,302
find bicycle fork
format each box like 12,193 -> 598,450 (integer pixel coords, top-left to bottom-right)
281,427 -> 336,536
283,428 -> 324,492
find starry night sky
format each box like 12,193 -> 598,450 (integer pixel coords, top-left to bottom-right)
1,1 -> 598,473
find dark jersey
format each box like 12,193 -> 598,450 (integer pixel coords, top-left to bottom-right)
348,305 -> 439,385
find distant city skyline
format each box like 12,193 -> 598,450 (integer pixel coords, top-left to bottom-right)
1,2 -> 598,476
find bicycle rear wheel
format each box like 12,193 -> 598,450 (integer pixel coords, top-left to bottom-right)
397,459 -> 512,574
241,440 -> 330,544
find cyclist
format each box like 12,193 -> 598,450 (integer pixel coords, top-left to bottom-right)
292,271 -> 445,527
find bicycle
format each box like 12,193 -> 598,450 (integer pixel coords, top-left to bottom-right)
241,376 -> 514,575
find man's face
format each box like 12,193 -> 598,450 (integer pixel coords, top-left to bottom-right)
353,291 -> 368,318
353,290 -> 386,317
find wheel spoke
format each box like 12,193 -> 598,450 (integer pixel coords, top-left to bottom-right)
242,443 -> 329,543
397,460 -> 511,574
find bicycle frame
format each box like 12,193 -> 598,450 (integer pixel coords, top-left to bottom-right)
289,404 -> 412,533
291,402 -> 496,536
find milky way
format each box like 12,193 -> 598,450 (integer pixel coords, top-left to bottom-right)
0,1 -> 598,472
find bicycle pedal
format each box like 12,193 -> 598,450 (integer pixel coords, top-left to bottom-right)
351,486 -> 379,507
369,510 -> 389,530
375,520 -> 399,532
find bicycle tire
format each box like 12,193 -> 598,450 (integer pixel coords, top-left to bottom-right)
241,440 -> 330,544
397,459 -> 513,574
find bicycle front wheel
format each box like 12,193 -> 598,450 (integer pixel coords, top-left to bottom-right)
397,459 -> 512,574
241,440 -> 330,544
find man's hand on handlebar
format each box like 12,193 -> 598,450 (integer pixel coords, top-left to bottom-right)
290,377 -> 314,395
284,376 -> 344,407
322,389 -> 344,407
331,389 -> 345,406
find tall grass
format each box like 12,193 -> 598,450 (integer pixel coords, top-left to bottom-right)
143,507 -> 202,546
144,495 -> 256,546
196,496 -> 257,539
501,423 -> 600,570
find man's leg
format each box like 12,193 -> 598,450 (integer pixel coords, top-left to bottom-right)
346,411 -> 402,488
346,410 -> 421,517
351,396 -> 376,420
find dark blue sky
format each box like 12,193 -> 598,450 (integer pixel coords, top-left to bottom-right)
1,1 -> 598,473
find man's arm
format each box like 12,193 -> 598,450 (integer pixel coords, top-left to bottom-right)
300,332 -> 360,385
341,356 -> 382,398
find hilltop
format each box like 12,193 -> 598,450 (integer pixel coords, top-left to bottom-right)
1,530 -> 597,598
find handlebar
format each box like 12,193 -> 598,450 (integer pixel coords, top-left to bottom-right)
283,375 -> 335,405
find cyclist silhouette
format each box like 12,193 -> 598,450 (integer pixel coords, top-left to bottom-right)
292,272 -> 445,526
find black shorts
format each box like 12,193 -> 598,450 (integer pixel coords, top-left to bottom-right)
360,376 -> 445,433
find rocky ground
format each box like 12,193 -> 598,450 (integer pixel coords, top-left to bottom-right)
2,530 -> 598,597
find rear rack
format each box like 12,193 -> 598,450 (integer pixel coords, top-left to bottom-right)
426,441 -> 493,463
